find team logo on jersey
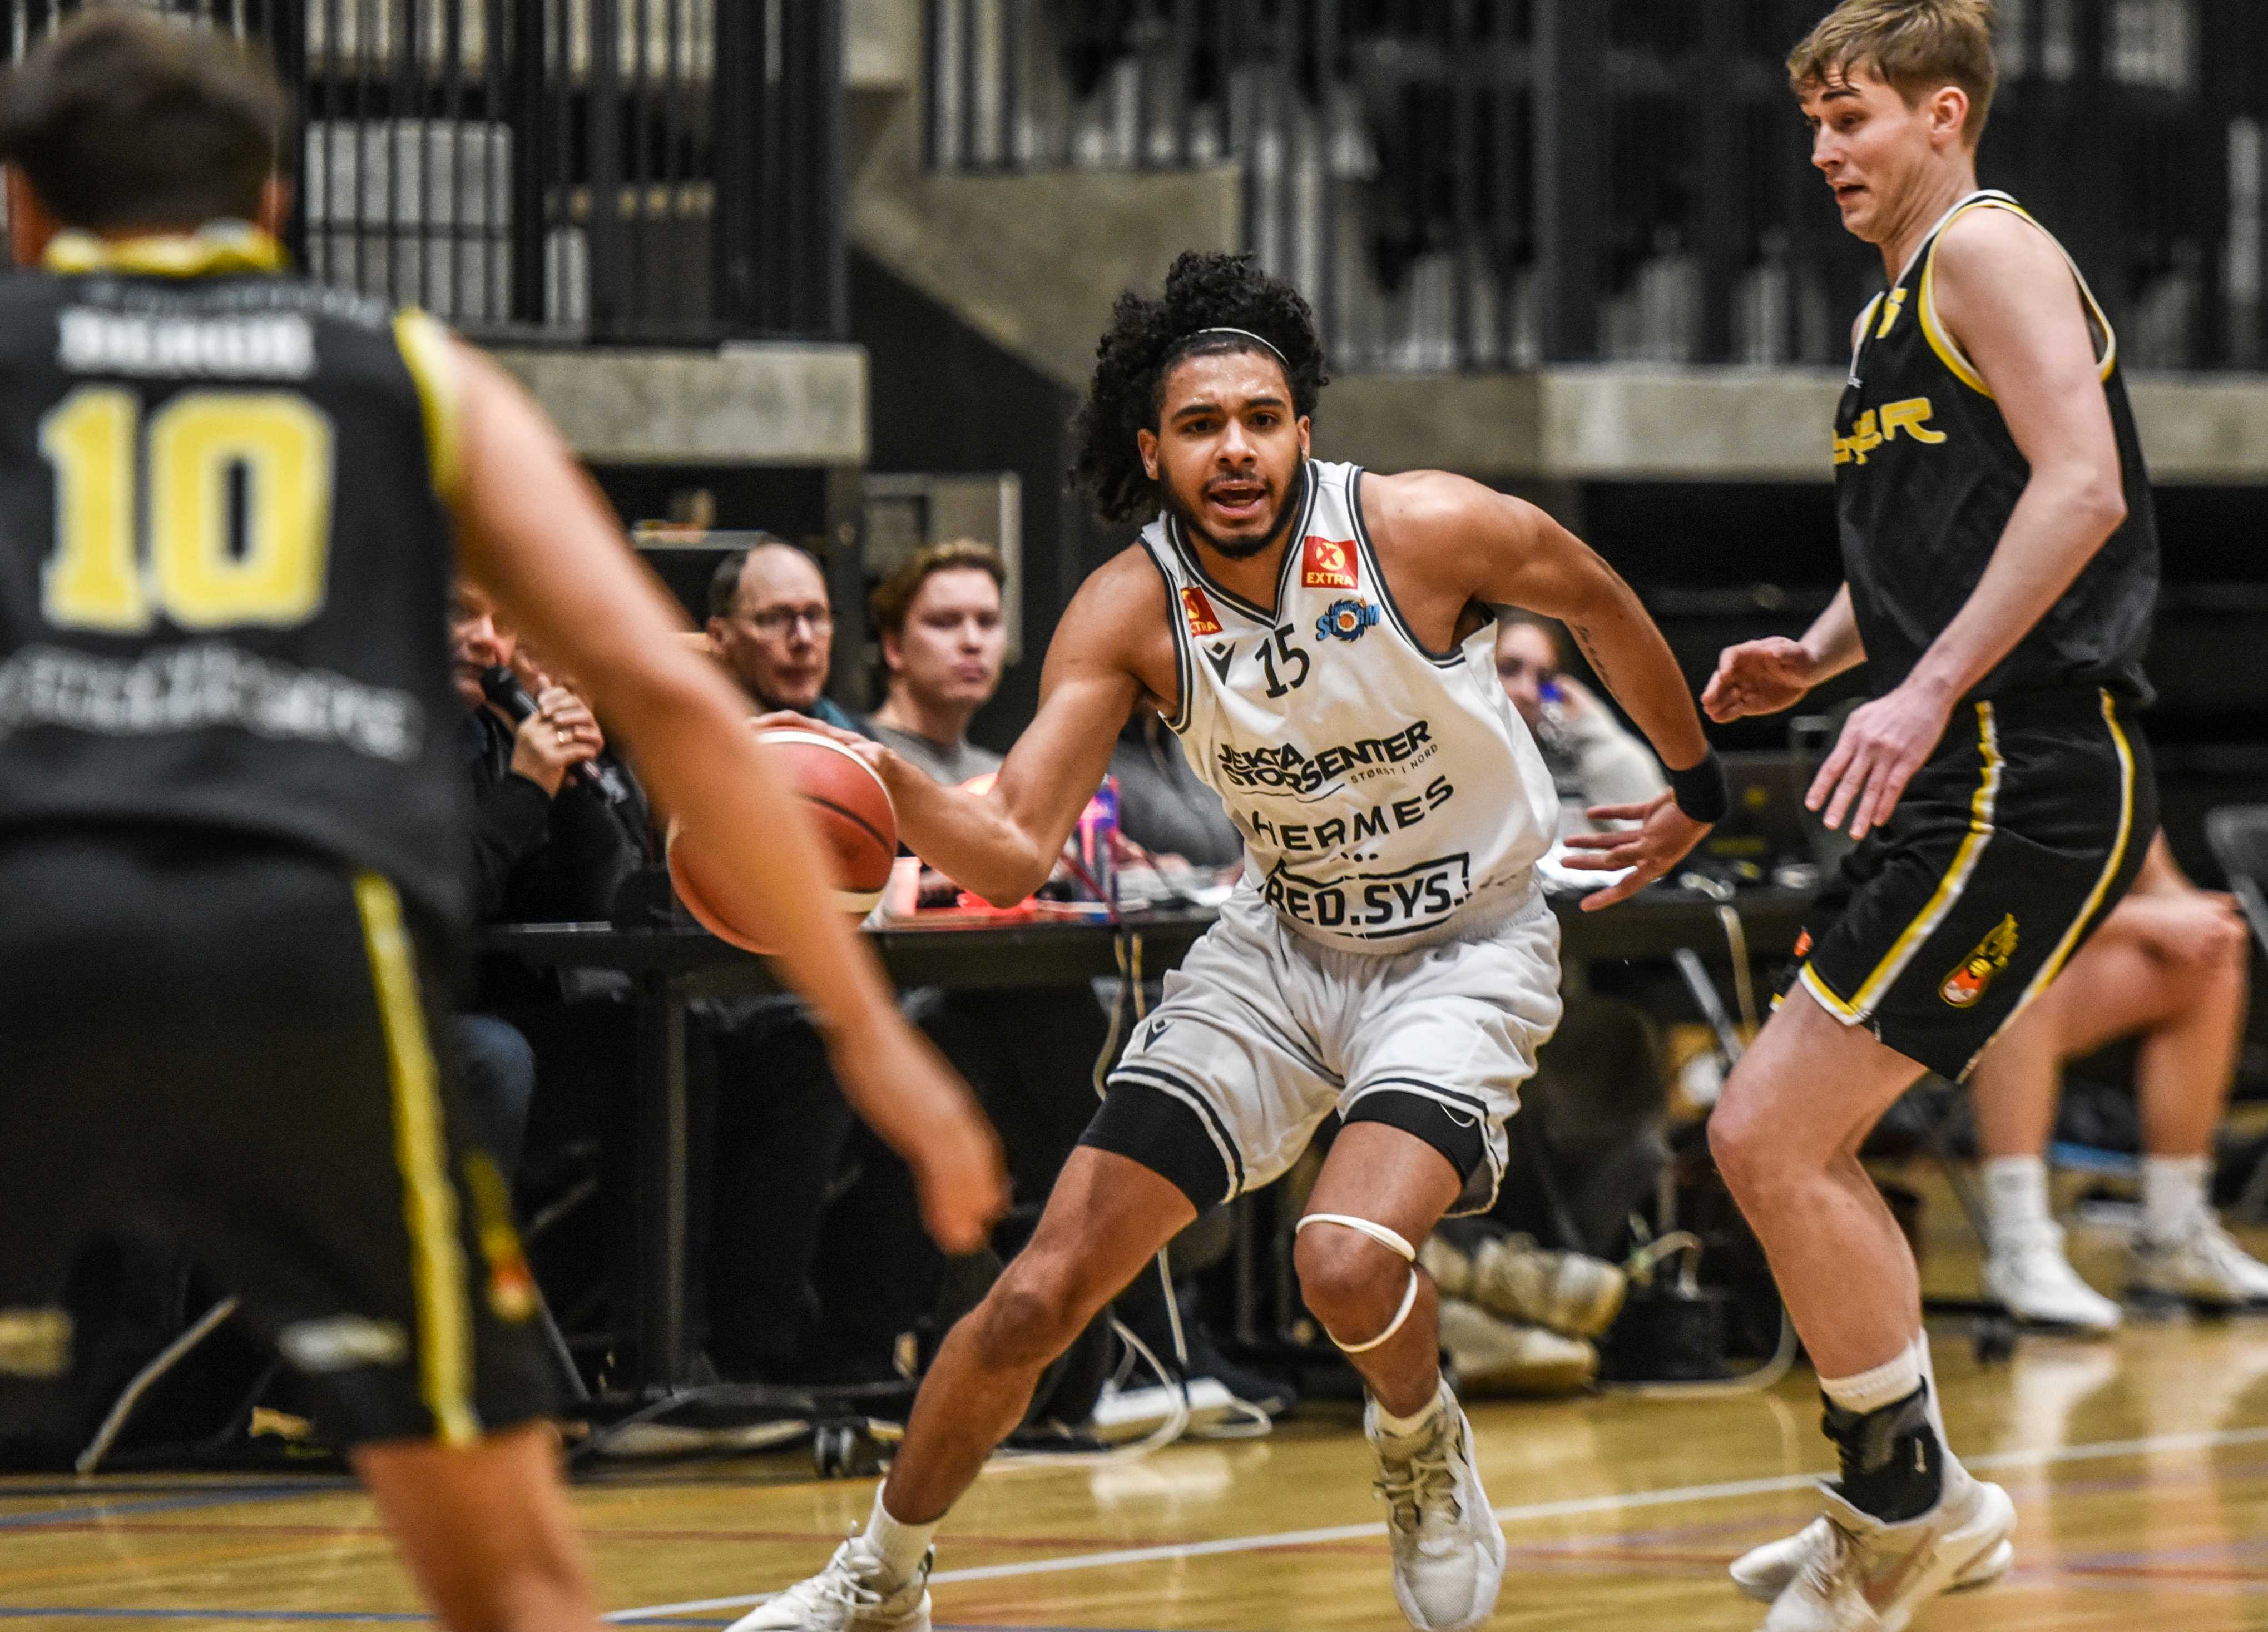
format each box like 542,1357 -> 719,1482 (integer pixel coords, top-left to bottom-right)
1181,585 -> 1223,636
1216,720 -> 1435,795
1835,396 -> 1946,467
1204,642 -> 1236,682
1940,914 -> 2018,1008
1316,598 -> 1379,644
1301,535 -> 1360,591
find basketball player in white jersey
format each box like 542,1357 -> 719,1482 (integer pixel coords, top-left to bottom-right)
727,253 -> 1722,1632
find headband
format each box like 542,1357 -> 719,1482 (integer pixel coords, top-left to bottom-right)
1168,325 -> 1292,371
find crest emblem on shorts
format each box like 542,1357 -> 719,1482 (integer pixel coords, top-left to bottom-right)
1182,585 -> 1223,637
1301,535 -> 1359,591
1316,598 -> 1379,643
1940,914 -> 2018,1008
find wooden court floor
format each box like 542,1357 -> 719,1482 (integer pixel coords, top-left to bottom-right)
9,1214 -> 2268,1630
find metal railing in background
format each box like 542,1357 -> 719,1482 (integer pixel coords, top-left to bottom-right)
3,0 -> 845,344
927,0 -> 2268,374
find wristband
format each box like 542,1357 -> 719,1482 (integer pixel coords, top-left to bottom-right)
1667,748 -> 1729,825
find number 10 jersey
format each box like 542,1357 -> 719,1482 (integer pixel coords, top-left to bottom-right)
0,227 -> 469,931
1138,459 -> 1558,950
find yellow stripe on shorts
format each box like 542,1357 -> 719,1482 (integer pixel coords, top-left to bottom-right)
353,872 -> 478,1446
1846,701 -> 2003,1016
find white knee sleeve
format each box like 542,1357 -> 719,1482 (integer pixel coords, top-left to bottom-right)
1296,1213 -> 1420,1355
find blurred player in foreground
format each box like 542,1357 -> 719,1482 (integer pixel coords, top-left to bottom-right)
0,15 -> 1001,1631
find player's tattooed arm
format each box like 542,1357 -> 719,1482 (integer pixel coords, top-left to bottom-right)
1372,472 -> 1714,909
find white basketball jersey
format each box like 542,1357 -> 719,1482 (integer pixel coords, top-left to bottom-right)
1138,459 -> 1558,950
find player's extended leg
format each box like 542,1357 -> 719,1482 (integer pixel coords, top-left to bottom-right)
1710,986 -> 2015,1629
357,1425 -> 601,1632
1296,1122 -> 1499,1632
730,1147 -> 1196,1632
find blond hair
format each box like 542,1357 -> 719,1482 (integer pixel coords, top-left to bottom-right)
868,539 -> 1007,640
1789,0 -> 1999,144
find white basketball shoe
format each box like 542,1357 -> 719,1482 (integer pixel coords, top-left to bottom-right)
1366,1380 -> 1505,1632
2130,1213 -> 2268,1308
1731,1517 -> 2012,1603
1981,1221 -> 2122,1332
726,1536 -> 933,1632
1750,1464 -> 2016,1631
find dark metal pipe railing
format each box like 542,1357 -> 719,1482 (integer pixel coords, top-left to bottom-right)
928,0 -> 2268,373
5,0 -> 848,345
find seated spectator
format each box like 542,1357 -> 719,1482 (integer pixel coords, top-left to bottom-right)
706,537 -> 868,732
1495,611 -> 1667,830
450,583 -> 646,1180
1969,834 -> 2268,1327
865,540 -> 1009,784
683,543 -> 876,1377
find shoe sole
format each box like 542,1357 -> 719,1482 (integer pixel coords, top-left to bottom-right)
1731,1534 -> 2012,1605
725,1589 -> 932,1631
2125,1284 -> 2268,1316
1874,1482 -> 2018,1632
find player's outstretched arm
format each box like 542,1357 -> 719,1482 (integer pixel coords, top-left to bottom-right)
1381,475 -> 1716,908
1809,210 -> 2129,839
868,554 -> 1155,905
1704,584 -> 1864,722
445,340 -> 1004,1252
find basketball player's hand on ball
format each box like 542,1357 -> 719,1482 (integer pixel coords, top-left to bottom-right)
750,711 -> 888,772
1560,793 -> 1711,910
829,1024 -> 1008,1255
1806,681 -> 1952,839
1702,638 -> 1816,722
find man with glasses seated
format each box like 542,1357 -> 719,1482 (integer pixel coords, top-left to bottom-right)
706,539 -> 871,736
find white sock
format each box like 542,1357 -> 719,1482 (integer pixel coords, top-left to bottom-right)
2142,1154 -> 2211,1243
860,1489 -> 939,1582
1982,1155 -> 2051,1247
1821,1343 -> 1923,1417
1373,1379 -> 1447,1438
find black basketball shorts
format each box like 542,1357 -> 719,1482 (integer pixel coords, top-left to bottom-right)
1789,687 -> 2156,1083
0,828 -> 553,1449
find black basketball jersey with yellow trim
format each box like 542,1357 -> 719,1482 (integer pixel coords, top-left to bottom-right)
0,225 -> 471,929
1834,190 -> 2156,702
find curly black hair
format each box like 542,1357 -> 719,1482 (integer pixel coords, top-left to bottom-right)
1069,251 -> 1328,524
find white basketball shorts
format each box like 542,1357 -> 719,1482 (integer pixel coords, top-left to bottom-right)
1087,881 -> 1562,1216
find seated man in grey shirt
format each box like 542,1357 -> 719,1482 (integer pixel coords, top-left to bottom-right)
864,541 -> 1008,786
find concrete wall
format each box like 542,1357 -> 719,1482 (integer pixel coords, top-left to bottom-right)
1322,366 -> 2268,484
492,345 -> 868,467
848,80 -> 1240,392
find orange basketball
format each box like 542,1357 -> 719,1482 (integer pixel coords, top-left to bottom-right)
668,726 -> 898,953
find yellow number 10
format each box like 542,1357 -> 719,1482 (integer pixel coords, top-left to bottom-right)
40,386 -> 334,633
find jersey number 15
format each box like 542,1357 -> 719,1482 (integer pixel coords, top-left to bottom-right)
39,385 -> 335,634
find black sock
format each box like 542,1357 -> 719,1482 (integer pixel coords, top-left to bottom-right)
1823,1383 -> 1943,1522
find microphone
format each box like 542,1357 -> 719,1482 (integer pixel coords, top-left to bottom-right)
478,664 -> 636,810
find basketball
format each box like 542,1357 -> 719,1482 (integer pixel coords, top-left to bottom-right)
669,727 -> 898,952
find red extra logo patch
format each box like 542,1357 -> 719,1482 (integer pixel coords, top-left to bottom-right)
1301,535 -> 1359,591
1181,585 -> 1223,636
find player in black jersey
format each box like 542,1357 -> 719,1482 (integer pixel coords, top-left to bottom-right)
1696,3 -> 2158,1627
0,16 -> 1002,1632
